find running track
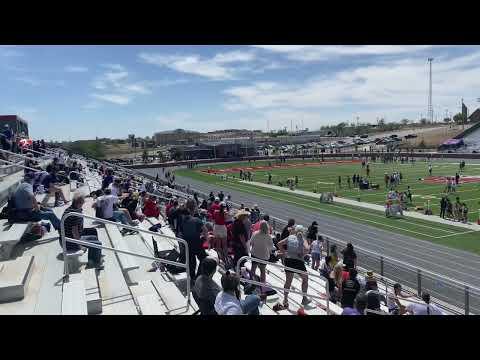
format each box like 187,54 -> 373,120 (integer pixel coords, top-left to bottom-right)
141,167 -> 480,313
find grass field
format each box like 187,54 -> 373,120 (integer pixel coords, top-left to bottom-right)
176,158 -> 480,254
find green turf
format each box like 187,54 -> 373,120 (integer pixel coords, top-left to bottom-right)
177,158 -> 480,255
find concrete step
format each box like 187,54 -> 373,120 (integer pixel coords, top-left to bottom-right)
70,268 -> 102,315
151,275 -> 196,315
62,279 -> 87,315
130,280 -> 167,315
0,255 -> 35,302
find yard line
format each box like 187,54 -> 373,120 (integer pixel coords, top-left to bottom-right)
229,181 -> 448,238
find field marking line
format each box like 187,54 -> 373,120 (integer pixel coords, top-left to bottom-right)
228,181 -> 449,239
436,230 -> 478,239
243,180 -> 461,235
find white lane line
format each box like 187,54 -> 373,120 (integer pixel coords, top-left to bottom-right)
436,230 -> 478,239
318,222 -> 480,283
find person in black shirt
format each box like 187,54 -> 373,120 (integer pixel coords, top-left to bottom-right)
281,219 -> 295,240
341,243 -> 357,270
218,191 -> 224,202
178,199 -> 208,282
61,192 -> 103,269
231,210 -> 250,269
341,268 -> 360,308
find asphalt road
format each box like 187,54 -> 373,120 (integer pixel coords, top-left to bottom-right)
140,166 -> 480,313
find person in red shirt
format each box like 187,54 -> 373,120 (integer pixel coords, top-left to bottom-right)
143,195 -> 160,218
213,202 -> 228,263
341,263 -> 350,282
209,197 -> 221,218
251,214 -> 272,235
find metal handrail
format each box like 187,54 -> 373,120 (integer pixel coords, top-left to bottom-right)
0,148 -> 47,163
68,171 -> 93,194
0,158 -> 44,173
235,255 -> 332,314
60,212 -> 191,305
20,147 -> 53,159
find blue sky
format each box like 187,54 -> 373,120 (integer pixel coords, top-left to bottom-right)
1,45 -> 480,141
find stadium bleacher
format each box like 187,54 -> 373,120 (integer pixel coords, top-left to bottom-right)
0,145 -> 468,315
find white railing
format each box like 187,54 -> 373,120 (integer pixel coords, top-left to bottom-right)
60,212 -> 192,305
235,255 -> 332,314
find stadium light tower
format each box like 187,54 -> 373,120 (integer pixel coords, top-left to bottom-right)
428,58 -> 434,124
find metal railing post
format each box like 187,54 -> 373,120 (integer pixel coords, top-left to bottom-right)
417,269 -> 422,297
465,286 -> 470,315
326,238 -> 330,256
380,256 -> 384,277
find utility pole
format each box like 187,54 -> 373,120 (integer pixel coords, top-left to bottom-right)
428,58 -> 434,124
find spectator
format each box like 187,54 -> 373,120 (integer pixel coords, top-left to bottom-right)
42,166 -> 69,206
251,214 -> 272,234
342,293 -> 367,315
110,178 -> 122,197
364,271 -> 377,291
231,209 -> 250,269
93,188 -> 139,231
310,235 -> 322,270
281,218 -> 295,240
365,290 -> 383,315
213,202 -> 228,263
214,271 -> 260,315
1,124 -> 14,152
242,207 -> 252,241
330,244 -> 339,267
249,220 -> 275,293
250,204 -> 261,224
387,283 -> 416,315
193,257 -> 221,315
179,199 -> 208,283
341,243 -> 357,270
406,292 -> 444,315
142,194 -> 160,218
341,268 -> 361,309
199,199 -> 208,210
61,192 -> 103,270
102,169 -> 114,190
277,225 -> 311,308
306,221 -> 318,245
13,172 -> 61,231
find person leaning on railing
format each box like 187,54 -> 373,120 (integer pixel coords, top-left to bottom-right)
387,283 -> 416,315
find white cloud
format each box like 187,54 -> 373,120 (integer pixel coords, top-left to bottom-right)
91,93 -> 131,105
223,50 -> 480,126
65,65 -> 88,73
139,49 -> 256,80
90,65 -> 151,104
252,45 -> 437,62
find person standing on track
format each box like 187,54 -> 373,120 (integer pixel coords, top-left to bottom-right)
338,175 -> 342,189
347,176 -> 351,189
428,163 -> 432,176
366,163 -> 370,177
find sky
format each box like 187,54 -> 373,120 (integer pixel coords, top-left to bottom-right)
1,45 -> 480,141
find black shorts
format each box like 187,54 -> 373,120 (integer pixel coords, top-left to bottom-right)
284,258 -> 306,273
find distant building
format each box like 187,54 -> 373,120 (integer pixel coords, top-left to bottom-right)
0,115 -> 29,136
153,129 -> 201,146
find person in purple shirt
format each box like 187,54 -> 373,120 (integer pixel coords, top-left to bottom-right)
341,293 -> 367,315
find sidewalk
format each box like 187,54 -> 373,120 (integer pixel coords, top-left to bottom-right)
242,180 -> 480,232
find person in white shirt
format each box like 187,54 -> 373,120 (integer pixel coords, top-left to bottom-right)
387,283 -> 416,315
93,188 -> 139,229
214,271 -> 260,315
310,236 -> 322,270
406,292 -> 444,315
249,221 -> 275,291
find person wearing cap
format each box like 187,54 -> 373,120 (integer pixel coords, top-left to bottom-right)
12,172 -> 61,231
341,268 -> 361,309
277,225 -> 311,308
231,209 -> 250,269
209,197 -> 221,220
405,292 -> 444,315
250,204 -> 261,224
387,283 -> 416,315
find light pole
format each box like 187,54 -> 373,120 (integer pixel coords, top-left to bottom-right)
428,58 -> 434,124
